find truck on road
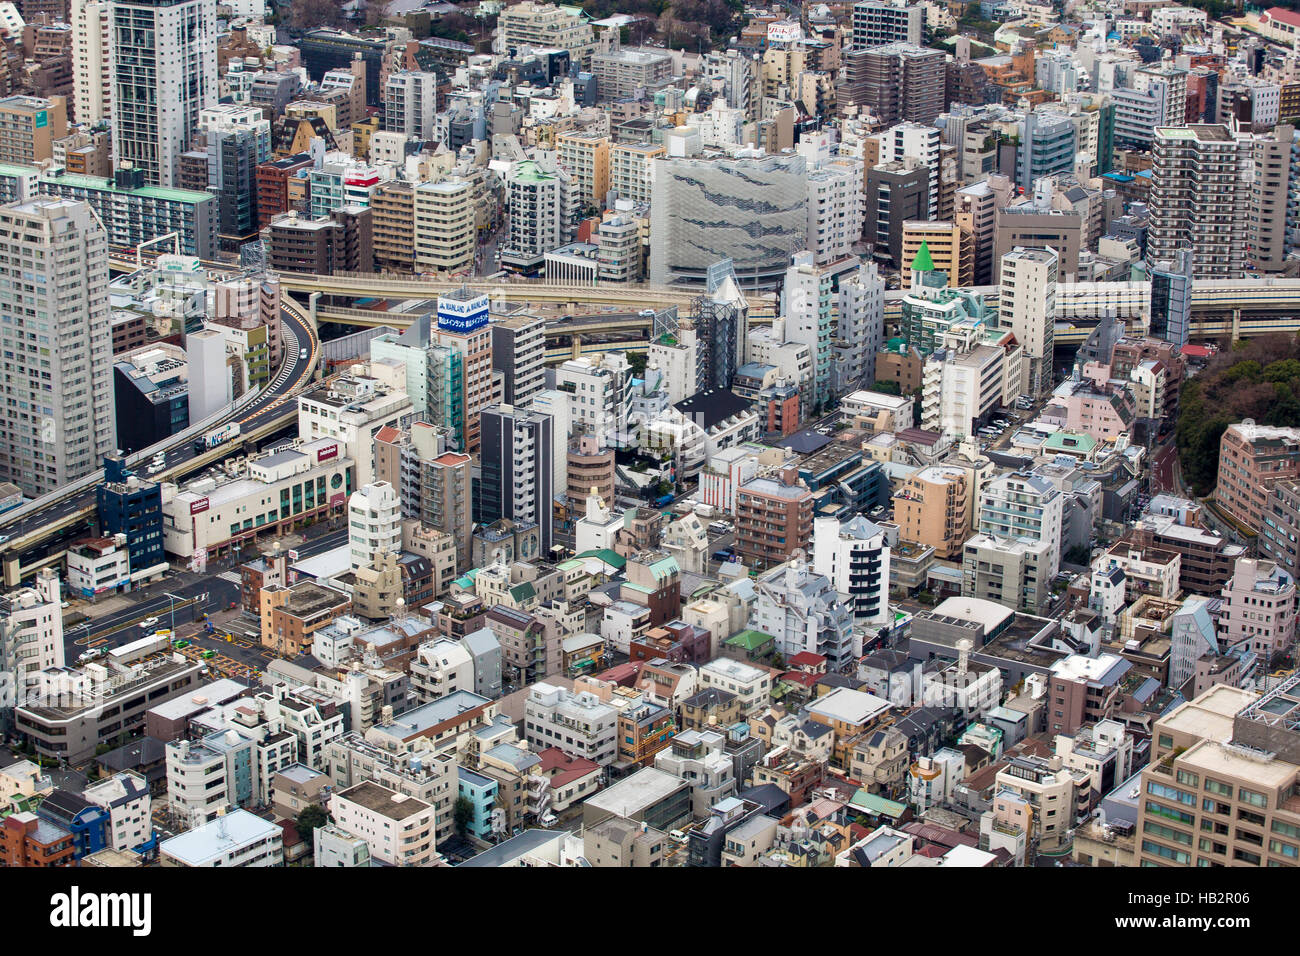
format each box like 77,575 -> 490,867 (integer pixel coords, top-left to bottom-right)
194,422 -> 241,453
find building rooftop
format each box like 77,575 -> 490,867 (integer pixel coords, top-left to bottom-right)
584,767 -> 685,818
337,781 -> 431,820
159,809 -> 281,865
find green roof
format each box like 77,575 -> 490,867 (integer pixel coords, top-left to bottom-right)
1043,430 -> 1097,453
40,170 -> 213,205
509,581 -> 536,603
726,629 -> 775,650
849,792 -> 907,818
575,548 -> 626,570
910,240 -> 935,273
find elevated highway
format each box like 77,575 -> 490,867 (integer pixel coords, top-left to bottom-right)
0,290 -> 320,585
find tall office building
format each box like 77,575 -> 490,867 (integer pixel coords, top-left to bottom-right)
878,122 -> 941,220
1148,124 -> 1252,280
71,0 -> 113,125
998,246 -> 1057,398
0,199 -> 114,498
649,149 -> 809,289
110,0 -> 218,188
851,0 -> 923,48
475,405 -> 554,555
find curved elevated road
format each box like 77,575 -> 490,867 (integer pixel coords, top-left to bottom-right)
0,293 -> 319,579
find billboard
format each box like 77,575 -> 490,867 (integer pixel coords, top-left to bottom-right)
317,443 -> 339,463
436,293 -> 490,334
189,498 -> 210,515
767,21 -> 804,43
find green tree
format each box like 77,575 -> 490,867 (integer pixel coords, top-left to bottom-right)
453,796 -> 475,838
626,350 -> 647,377
873,379 -> 902,395
297,804 -> 329,835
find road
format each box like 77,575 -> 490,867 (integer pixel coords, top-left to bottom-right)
0,291 -> 319,572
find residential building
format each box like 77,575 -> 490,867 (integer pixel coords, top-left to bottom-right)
813,515 -> 890,626
0,199 -> 113,498
159,809 -> 282,867
1219,557 -> 1296,665
329,780 -> 438,866
1216,421 -> 1300,537
734,468 -> 815,571
892,465 -> 971,560
110,0 -> 217,187
1148,124 -> 1252,280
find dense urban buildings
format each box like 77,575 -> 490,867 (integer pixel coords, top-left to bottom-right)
2,0 -> 1300,883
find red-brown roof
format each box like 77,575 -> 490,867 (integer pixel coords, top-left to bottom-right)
537,747 -> 601,788
374,425 -> 401,444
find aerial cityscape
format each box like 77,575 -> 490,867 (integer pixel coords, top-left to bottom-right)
0,0 -> 1293,882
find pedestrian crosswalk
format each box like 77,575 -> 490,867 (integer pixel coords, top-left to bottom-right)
216,570 -> 242,583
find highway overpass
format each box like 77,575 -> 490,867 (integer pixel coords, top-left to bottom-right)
0,290 -> 322,585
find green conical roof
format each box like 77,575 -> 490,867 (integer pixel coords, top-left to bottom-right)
910,240 -> 935,272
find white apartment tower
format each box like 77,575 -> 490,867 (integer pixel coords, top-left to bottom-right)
348,481 -> 402,572
782,252 -> 836,411
0,199 -> 114,498
0,569 -> 65,711
998,246 -> 1057,397
71,0 -> 113,125
384,71 -> 438,141
834,259 -> 886,393
110,0 -> 218,187
813,515 -> 891,626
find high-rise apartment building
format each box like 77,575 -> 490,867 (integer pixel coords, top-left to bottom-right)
496,1 -> 597,68
844,43 -> 944,127
475,404 -> 554,555
1148,124 -> 1252,280
892,465 -> 971,559
1249,124 -> 1293,273
0,198 -> 113,498
501,159 -> 568,274
734,468 -> 814,571
609,142 -> 663,206
348,481 -> 401,573
383,71 -> 437,140
977,471 -> 1064,576
1219,556 -> 1297,665
556,132 -> 610,215
998,246 -> 1057,397
413,178 -> 474,275
490,314 -> 546,408
110,0 -> 218,188
813,515 -> 890,626
71,0 -> 113,125
851,0 -> 923,48
374,421 -> 473,572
